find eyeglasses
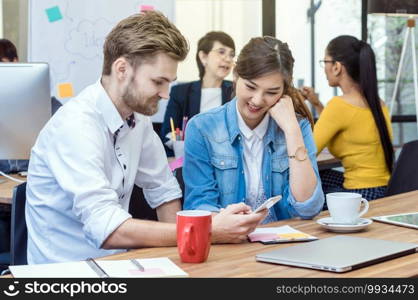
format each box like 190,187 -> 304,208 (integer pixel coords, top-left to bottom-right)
210,48 -> 235,60
319,59 -> 336,68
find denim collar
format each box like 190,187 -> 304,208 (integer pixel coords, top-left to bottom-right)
225,98 -> 241,144
225,98 -> 285,150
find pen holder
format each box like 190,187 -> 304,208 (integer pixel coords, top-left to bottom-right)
173,141 -> 185,158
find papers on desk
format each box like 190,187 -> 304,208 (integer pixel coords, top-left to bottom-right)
9,257 -> 188,278
169,156 -> 183,171
248,225 -> 318,244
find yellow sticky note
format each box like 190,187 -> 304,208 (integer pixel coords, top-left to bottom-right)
58,83 -> 74,98
277,232 -> 310,240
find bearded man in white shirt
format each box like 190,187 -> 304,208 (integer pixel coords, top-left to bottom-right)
25,11 -> 266,264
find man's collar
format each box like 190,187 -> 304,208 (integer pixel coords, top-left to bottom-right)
96,80 -> 124,135
96,79 -> 136,134
126,114 -> 136,128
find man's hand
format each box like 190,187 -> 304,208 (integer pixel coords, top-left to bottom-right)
212,203 -> 268,244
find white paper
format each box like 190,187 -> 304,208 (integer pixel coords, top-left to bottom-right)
250,225 -> 302,235
9,261 -> 98,278
9,257 -> 187,278
99,257 -> 188,278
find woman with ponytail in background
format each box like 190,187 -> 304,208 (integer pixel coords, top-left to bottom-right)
183,36 -> 324,224
301,35 -> 393,200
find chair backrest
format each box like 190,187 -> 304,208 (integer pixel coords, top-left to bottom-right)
386,140 -> 418,197
10,182 -> 27,265
51,96 -> 63,116
129,167 -> 185,220
174,167 -> 185,200
129,185 -> 158,221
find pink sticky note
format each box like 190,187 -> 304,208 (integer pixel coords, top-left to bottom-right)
248,233 -> 278,242
129,268 -> 165,276
140,5 -> 154,12
169,157 -> 183,171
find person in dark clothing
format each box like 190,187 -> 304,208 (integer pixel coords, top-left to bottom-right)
160,31 -> 235,154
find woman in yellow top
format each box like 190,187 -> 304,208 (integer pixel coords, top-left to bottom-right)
301,35 -> 393,200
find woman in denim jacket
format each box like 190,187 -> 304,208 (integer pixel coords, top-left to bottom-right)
183,36 -> 324,223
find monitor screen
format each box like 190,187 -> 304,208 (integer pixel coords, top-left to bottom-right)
0,63 -> 51,159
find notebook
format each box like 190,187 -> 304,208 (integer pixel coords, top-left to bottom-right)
248,225 -> 317,244
9,257 -> 188,278
256,235 -> 418,273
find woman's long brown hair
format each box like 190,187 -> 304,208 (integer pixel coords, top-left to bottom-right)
235,36 -> 314,128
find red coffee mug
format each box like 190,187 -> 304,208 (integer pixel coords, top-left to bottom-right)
176,210 -> 212,263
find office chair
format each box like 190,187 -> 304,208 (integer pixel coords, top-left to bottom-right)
129,185 -> 158,221
10,182 -> 27,265
386,140 -> 418,197
129,167 -> 185,220
0,252 -> 10,273
51,96 -> 63,116
0,203 -> 11,272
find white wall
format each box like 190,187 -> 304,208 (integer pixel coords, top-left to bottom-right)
275,0 -> 311,88
175,0 -> 262,82
276,0 -> 361,105
0,0 -> 3,38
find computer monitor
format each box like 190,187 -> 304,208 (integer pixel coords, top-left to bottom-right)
0,63 -> 51,159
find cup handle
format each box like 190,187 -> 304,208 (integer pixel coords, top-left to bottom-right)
358,198 -> 369,218
180,223 -> 195,256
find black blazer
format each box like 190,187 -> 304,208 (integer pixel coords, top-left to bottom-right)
160,80 -> 233,154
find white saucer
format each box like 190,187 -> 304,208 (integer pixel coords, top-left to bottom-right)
316,217 -> 373,233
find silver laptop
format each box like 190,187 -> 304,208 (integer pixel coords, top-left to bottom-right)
256,235 -> 418,273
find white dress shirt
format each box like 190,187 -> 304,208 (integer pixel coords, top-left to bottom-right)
26,80 -> 182,264
236,103 -> 276,223
200,88 -> 222,113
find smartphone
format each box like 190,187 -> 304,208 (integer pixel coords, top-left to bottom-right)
253,195 -> 282,214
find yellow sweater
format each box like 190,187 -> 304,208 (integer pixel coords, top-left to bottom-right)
314,96 -> 393,189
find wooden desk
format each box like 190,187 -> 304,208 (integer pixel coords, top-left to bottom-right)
0,175 -> 24,205
102,191 -> 418,277
317,150 -> 341,170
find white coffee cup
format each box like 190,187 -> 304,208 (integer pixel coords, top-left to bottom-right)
326,192 -> 369,224
173,140 -> 185,158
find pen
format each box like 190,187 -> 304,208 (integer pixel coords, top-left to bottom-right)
183,116 -> 188,140
86,257 -> 109,278
170,117 -> 176,141
175,128 -> 181,141
181,117 -> 186,140
130,259 -> 145,272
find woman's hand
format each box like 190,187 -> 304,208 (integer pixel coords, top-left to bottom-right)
300,86 -> 321,106
269,95 -> 299,133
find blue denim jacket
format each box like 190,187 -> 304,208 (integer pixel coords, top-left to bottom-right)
183,98 -> 324,220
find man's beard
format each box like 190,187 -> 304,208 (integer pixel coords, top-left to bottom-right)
122,79 -> 160,116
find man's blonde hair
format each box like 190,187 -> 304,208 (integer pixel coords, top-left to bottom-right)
102,11 -> 189,75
